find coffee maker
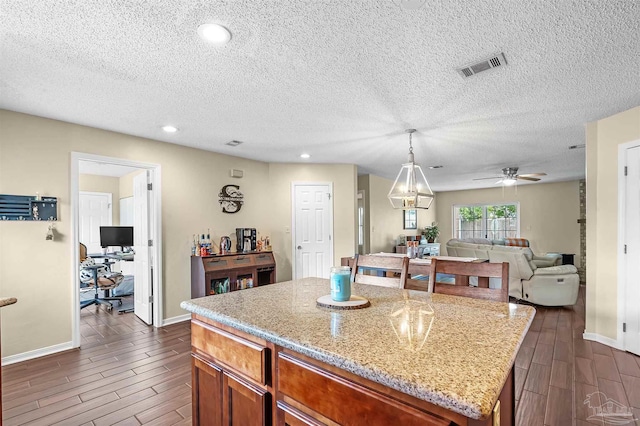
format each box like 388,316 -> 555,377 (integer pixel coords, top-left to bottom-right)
236,228 -> 257,252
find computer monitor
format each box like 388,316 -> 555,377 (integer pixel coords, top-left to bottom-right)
99,226 -> 134,249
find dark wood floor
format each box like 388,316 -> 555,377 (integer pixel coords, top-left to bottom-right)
2,287 -> 639,425
2,299 -> 192,425
514,286 -> 640,426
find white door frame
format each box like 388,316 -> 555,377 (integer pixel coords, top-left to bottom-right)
617,139 -> 640,351
71,152 -> 163,348
291,181 -> 334,280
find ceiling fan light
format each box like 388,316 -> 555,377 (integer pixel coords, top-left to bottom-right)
503,177 -> 517,186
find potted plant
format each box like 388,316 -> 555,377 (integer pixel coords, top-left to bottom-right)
422,222 -> 440,243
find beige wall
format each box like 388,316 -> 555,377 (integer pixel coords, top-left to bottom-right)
359,174 -> 437,253
79,174 -> 120,225
0,110 -> 358,358
436,181 -> 581,265
267,163 -> 357,281
585,106 -> 640,340
119,170 -> 144,199
0,110 -> 274,357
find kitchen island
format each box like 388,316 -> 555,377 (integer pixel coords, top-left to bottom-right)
180,277 -> 535,425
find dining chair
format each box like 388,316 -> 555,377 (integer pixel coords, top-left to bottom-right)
351,254 -> 409,288
428,259 -> 509,302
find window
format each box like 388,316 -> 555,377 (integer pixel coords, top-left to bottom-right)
453,203 -> 519,240
403,209 -> 417,229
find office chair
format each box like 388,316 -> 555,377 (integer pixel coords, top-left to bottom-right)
79,243 -> 124,311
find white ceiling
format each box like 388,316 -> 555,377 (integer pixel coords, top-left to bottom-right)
1,1 -> 639,191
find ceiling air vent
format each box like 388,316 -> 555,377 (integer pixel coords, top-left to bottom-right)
226,140 -> 243,147
457,53 -> 507,78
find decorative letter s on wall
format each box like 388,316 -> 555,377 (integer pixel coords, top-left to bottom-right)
218,185 -> 244,213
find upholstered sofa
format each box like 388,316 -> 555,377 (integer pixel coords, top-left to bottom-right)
445,239 -> 579,306
449,237 -> 561,267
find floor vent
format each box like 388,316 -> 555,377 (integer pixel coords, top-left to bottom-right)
457,53 -> 507,78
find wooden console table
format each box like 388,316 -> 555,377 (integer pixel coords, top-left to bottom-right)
191,252 -> 276,298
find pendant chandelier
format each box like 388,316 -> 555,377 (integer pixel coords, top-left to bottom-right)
387,129 -> 434,210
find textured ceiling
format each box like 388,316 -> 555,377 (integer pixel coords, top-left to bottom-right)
1,1 -> 639,191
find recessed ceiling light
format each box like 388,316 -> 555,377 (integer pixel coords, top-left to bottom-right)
161,125 -> 178,133
428,165 -> 443,169
197,23 -> 231,45
300,153 -> 311,159
226,140 -> 243,147
569,144 -> 586,150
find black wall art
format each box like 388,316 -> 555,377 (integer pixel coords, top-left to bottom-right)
218,185 -> 244,213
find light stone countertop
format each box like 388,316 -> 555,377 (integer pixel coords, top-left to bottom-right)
0,297 -> 17,307
180,277 -> 535,420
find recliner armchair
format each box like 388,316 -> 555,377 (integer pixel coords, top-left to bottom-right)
503,237 -> 561,267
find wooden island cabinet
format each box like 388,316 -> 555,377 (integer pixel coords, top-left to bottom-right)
190,315 -> 483,426
183,278 -> 535,426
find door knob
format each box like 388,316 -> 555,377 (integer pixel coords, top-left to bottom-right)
297,246 -> 302,250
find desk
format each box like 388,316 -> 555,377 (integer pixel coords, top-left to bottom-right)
88,253 -> 134,262
89,253 -> 135,280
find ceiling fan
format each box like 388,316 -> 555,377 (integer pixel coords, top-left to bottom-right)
473,167 -> 546,186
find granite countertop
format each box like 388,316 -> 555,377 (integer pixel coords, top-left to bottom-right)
180,277 -> 535,420
0,297 -> 17,307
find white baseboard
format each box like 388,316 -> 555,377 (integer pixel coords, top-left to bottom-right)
2,341 -> 75,366
161,314 -> 190,326
582,332 -> 624,350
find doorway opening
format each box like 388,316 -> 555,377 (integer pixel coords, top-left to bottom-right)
357,190 -> 367,255
71,152 -> 163,348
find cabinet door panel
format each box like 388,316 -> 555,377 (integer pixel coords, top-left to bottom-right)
192,319 -> 268,384
223,372 -> 271,426
254,253 -> 275,266
278,353 -> 451,426
230,255 -> 254,267
192,355 -> 223,426
276,401 -> 326,426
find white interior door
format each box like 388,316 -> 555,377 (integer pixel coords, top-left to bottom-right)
624,146 -> 640,355
79,192 -> 112,254
293,184 -> 333,279
119,197 -> 135,276
133,171 -> 152,325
